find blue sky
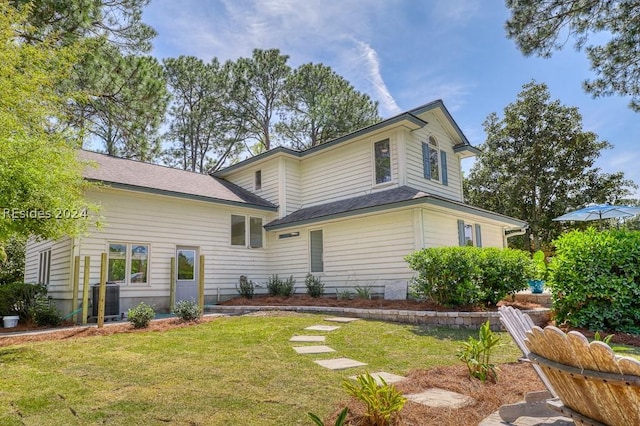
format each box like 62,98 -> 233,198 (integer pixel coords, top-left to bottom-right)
143,0 -> 640,193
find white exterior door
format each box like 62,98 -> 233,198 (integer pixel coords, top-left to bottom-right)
175,246 -> 198,303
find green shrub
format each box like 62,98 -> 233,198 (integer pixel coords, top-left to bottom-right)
127,302 -> 155,328
0,282 -> 47,320
343,372 -> 406,426
305,274 -> 324,298
172,300 -> 202,321
354,285 -> 371,300
236,275 -> 255,299
406,247 -> 531,307
266,274 -> 295,297
550,229 -> 640,333
457,321 -> 501,382
29,296 -> 62,327
336,289 -> 352,300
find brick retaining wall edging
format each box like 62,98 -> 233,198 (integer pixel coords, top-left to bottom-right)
205,305 -> 551,331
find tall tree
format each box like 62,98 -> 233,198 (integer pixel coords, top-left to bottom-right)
163,56 -> 244,173
464,81 -> 635,251
1,1 -> 96,242
227,49 -> 291,152
505,0 -> 640,111
69,43 -> 168,161
277,63 -> 381,149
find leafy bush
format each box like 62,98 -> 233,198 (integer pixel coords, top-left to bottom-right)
29,296 -> 62,327
406,247 -> 531,307
266,274 -> 295,297
343,372 -> 406,426
0,282 -> 47,320
305,274 -> 324,298
0,236 -> 26,284
457,321 -> 501,382
236,275 -> 255,299
172,300 -> 202,321
550,229 -> 640,333
127,302 -> 155,328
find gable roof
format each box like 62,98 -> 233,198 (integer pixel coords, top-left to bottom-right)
264,186 -> 527,230
79,150 -> 277,211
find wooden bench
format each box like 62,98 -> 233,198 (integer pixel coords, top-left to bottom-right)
526,325 -> 640,426
498,306 -> 559,422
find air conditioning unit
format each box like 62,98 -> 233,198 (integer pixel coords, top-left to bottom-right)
91,283 -> 120,320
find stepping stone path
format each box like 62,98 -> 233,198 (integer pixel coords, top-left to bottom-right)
293,345 -> 335,354
289,316 -> 473,412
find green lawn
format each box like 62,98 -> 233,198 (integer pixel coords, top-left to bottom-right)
0,314 -> 550,425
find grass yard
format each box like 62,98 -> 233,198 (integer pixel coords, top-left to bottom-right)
0,313 -> 524,426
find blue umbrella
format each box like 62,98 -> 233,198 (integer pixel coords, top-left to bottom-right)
552,204 -> 640,222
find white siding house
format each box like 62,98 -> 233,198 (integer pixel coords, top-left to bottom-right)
25,99 -> 527,316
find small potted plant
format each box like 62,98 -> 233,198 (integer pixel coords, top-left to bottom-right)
528,250 -> 548,294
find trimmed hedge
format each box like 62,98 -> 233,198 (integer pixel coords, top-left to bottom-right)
550,229 -> 640,333
405,246 -> 531,307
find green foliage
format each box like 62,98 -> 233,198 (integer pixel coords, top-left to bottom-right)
29,295 -> 62,327
464,81 -> 634,252
172,300 -> 202,322
406,247 -> 531,307
457,321 -> 501,382
127,302 -> 155,328
277,62 -> 381,149
550,228 -> 640,333
0,282 -> 47,320
0,235 -> 25,284
593,331 -> 614,345
355,286 -> 372,300
531,250 -> 549,281
0,2 -> 97,241
266,274 -> 295,297
308,407 -> 348,426
305,274 -> 324,298
342,372 -> 406,426
505,0 -> 640,111
236,275 -> 255,299
336,289 -> 352,300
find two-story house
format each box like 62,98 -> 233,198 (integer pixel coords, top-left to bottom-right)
24,100 -> 527,315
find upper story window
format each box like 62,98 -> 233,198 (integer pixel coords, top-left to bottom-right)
231,214 -> 263,248
374,139 -> 391,184
255,170 -> 262,191
422,136 -> 448,185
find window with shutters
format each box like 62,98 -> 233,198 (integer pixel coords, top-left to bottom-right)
457,220 -> 482,247
309,230 -> 324,272
422,136 -> 448,185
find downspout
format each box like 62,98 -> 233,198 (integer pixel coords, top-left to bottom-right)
503,226 -> 528,248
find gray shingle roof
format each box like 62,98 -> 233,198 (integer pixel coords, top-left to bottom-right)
265,186 -> 527,230
79,150 -> 276,210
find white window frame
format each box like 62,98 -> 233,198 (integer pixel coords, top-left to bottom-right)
254,170 -> 262,191
457,220 -> 482,247
106,242 -> 150,285
230,214 -> 264,249
427,136 -> 440,182
309,229 -> 324,273
373,139 -> 392,185
38,249 -> 51,285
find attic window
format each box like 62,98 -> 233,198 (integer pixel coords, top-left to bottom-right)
374,139 -> 391,184
255,170 -> 262,191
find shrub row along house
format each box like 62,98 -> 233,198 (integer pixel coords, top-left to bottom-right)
25,100 -> 527,316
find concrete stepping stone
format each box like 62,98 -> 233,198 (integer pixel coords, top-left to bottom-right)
349,371 -> 406,384
314,357 -> 367,370
405,388 -> 475,409
292,345 -> 336,354
289,335 -> 326,342
305,325 -> 340,331
324,317 -> 360,323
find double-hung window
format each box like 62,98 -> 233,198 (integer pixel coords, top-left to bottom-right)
107,243 -> 149,284
457,220 -> 482,247
231,215 -> 263,248
422,136 -> 448,185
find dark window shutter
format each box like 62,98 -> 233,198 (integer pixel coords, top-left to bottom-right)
440,151 -> 448,185
457,220 -> 465,246
310,230 -> 324,272
422,142 -> 431,179
474,224 -> 482,247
